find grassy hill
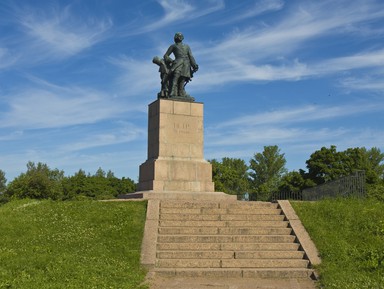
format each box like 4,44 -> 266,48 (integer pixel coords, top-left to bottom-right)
1,198 -> 383,289
0,199 -> 148,289
292,198 -> 384,289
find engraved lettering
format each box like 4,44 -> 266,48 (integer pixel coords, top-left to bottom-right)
174,122 -> 192,134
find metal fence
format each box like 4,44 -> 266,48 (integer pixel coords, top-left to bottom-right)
238,170 -> 366,201
301,170 -> 366,201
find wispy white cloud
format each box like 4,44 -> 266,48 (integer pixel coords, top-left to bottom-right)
0,80 -> 126,129
58,122 -> 145,153
0,130 -> 23,141
123,0 -> 225,35
14,4 -> 112,60
207,126 -> 349,147
216,101 -> 384,129
0,47 -> 19,69
339,73 -> 384,92
205,98 -> 384,151
193,0 -> 384,88
109,55 -> 160,99
220,0 -> 284,24
314,49 -> 384,74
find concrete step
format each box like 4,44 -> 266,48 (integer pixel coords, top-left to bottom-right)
159,213 -> 285,221
157,251 -> 305,260
157,235 -> 296,244
160,201 -> 220,209
157,259 -> 309,268
221,243 -> 301,251
222,259 -> 309,268
158,227 -> 293,235
235,251 -> 305,259
160,201 -> 279,210
153,268 -> 314,279
159,220 -> 290,227
150,200 -> 314,280
160,207 -> 283,215
157,251 -> 235,259
157,242 -> 301,251
220,202 -> 279,209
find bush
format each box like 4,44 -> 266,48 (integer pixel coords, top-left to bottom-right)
367,183 -> 384,201
5,162 -> 64,200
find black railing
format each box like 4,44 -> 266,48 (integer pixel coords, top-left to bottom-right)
237,170 -> 366,201
301,170 -> 366,201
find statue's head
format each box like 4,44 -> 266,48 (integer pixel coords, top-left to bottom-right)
152,56 -> 162,65
174,32 -> 184,43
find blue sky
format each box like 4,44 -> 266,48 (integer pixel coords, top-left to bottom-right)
1,0 -> 384,182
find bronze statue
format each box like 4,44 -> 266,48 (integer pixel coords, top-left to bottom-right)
153,32 -> 198,101
152,56 -> 172,98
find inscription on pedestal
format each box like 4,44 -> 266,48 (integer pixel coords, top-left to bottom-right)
174,123 -> 190,134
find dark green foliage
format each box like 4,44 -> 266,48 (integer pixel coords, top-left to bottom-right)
62,169 -> 136,200
0,199 -> 148,289
210,157 -> 249,195
0,170 -> 6,193
249,145 -> 287,200
305,145 -> 347,184
6,162 -> 64,200
4,162 -> 136,201
367,181 -> 384,201
306,146 -> 384,185
278,170 -> 315,193
292,199 -> 384,289
0,170 -> 8,205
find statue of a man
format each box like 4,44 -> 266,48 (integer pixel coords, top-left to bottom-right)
164,32 -> 198,99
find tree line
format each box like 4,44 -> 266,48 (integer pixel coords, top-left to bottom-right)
210,145 -> 384,201
0,162 -> 136,203
1,145 -> 383,203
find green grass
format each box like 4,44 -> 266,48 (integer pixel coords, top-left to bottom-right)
0,199 -> 148,289
292,198 -> 384,289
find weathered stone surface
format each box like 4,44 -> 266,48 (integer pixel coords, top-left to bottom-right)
278,200 -> 322,266
142,199 -> 319,286
138,99 -> 216,193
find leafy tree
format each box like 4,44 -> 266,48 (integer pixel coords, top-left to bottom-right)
305,145 -> 348,185
0,169 -> 8,204
62,169 -> 88,200
0,169 -> 6,194
278,170 -> 315,193
367,181 -> 384,201
107,175 -> 136,196
62,168 -> 136,200
210,157 -> 249,195
95,167 -> 106,178
106,170 -> 115,179
306,146 -> 384,185
249,145 -> 287,200
347,147 -> 384,184
6,162 -> 64,200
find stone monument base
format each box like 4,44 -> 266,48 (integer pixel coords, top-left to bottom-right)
137,99 -> 215,194
121,190 -> 237,201
138,158 -> 214,192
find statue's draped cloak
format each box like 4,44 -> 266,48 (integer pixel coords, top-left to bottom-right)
164,43 -> 197,79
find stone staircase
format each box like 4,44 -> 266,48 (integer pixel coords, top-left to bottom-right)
150,200 -> 316,279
